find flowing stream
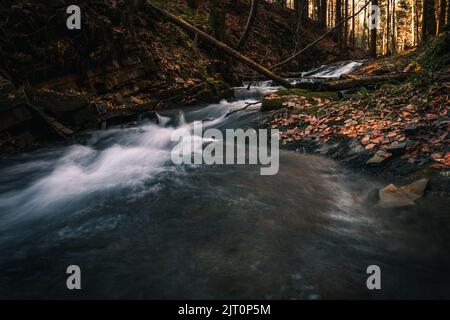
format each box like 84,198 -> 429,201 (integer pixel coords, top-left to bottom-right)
0,62 -> 449,299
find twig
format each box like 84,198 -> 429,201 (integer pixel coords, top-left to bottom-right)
225,101 -> 261,117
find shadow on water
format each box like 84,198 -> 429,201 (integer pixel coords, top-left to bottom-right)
0,61 -> 449,299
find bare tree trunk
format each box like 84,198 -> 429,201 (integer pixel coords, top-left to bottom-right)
423,0 -> 437,38
344,0 -> 349,46
146,1 -> 292,87
187,0 -> 201,10
319,0 -> 327,28
237,0 -> 259,50
386,0 -> 390,54
438,0 -> 447,33
412,0 -> 416,45
352,0 -> 356,46
448,0 -> 450,28
415,0 -> 420,42
391,0 -> 396,53
336,0 -> 343,49
370,0 -> 378,57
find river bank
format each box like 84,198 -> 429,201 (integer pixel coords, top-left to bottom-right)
258,34 -> 450,206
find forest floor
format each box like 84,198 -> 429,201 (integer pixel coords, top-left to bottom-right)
262,32 -> 450,198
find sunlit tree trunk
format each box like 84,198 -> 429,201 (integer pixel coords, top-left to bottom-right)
344,0 -> 348,46
386,0 -> 390,54
370,0 -> 378,57
352,0 -> 355,46
391,0 -> 396,53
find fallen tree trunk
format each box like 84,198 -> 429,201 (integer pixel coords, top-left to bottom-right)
320,74 -> 410,91
146,1 -> 292,88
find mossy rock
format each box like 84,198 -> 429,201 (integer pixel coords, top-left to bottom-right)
261,89 -> 339,111
261,97 -> 290,111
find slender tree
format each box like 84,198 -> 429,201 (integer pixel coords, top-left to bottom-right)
386,0 -> 390,54
391,0 -> 396,53
336,0 -> 343,48
438,0 -> 447,32
187,0 -> 201,10
344,0 -> 349,46
237,0 -> 259,49
352,0 -> 356,46
423,0 -> 437,38
370,0 -> 378,57
294,0 -> 308,26
319,0 -> 328,28
448,0 -> 450,27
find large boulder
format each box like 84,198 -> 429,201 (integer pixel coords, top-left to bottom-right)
30,89 -> 90,115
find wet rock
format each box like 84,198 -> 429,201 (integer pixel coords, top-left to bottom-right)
366,188 -> 380,206
400,178 -> 429,202
378,178 -> 429,208
404,124 -> 419,136
378,184 -> 415,208
367,150 -> 392,165
385,142 -> 407,156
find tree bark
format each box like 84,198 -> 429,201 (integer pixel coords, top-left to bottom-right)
423,0 -> 437,38
319,0 -> 327,28
352,0 -> 355,46
370,0 -> 378,57
344,0 -> 349,46
335,0 -> 343,48
146,1 -> 292,88
237,0 -> 259,50
438,0 -> 447,32
448,0 -> 450,28
386,0 -> 390,54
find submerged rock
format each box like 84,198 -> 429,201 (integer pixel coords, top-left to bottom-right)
379,184 -> 415,208
400,178 -> 430,202
378,178 -> 429,208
